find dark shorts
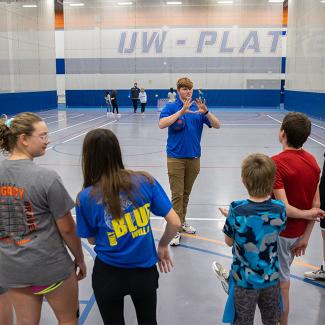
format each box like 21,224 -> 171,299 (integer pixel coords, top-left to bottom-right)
321,218 -> 325,231
234,284 -> 281,325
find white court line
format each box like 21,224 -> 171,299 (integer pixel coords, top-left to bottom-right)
61,119 -> 118,144
311,122 -> 325,130
267,114 -> 325,147
47,114 -> 84,125
41,115 -> 57,120
49,115 -> 107,135
60,114 -> 132,144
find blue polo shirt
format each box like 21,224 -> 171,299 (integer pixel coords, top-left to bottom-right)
159,97 -> 211,158
76,174 -> 172,268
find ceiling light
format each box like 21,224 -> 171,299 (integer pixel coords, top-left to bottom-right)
166,1 -> 182,4
69,3 -> 85,6
117,2 -> 133,5
268,0 -> 284,3
22,4 -> 37,7
217,1 -> 233,4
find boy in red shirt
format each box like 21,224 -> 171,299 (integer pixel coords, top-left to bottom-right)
272,112 -> 325,325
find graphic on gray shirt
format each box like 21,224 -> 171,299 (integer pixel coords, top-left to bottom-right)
0,160 -> 75,287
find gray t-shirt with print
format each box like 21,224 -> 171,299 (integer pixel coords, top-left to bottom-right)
0,159 -> 75,287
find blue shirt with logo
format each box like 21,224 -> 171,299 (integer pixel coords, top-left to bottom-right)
76,174 -> 172,268
223,199 -> 286,289
159,97 -> 211,158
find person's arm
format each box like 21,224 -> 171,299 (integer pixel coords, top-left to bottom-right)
157,208 -> 181,273
224,234 -> 234,247
292,187 -> 321,256
158,98 -> 192,129
273,188 -> 324,221
56,211 -> 87,280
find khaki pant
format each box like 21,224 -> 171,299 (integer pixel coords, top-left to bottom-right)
167,157 -> 200,226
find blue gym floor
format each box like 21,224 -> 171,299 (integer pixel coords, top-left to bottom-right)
3,107 -> 325,324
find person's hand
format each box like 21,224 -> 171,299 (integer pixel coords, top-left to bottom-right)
219,208 -> 229,217
157,244 -> 174,273
75,259 -> 87,280
179,98 -> 193,115
195,98 -> 208,114
292,237 -> 308,257
307,208 -> 325,221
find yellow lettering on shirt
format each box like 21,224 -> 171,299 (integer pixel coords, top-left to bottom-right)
112,218 -> 128,238
124,212 -> 137,232
134,206 -> 149,227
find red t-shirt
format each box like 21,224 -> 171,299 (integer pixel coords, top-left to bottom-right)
272,149 -> 320,238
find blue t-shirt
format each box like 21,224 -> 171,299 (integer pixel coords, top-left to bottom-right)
76,174 -> 172,268
223,199 -> 286,289
159,97 -> 211,158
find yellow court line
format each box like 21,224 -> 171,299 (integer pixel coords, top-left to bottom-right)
152,227 -> 319,271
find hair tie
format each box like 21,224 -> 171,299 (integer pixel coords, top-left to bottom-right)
5,118 -> 13,128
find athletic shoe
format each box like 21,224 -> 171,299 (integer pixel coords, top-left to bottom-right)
170,232 -> 181,246
212,261 -> 229,294
304,265 -> 325,280
182,222 -> 196,234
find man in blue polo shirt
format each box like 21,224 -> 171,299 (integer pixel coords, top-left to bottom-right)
159,77 -> 221,245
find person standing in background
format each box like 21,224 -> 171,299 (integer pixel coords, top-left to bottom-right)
111,90 -> 119,115
104,90 -> 112,117
139,88 -> 147,115
131,82 -> 140,113
167,88 -> 176,103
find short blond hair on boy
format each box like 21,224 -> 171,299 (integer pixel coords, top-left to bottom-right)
176,77 -> 193,90
241,153 -> 276,198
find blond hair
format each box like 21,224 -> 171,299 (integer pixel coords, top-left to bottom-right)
176,77 -> 193,90
241,153 -> 276,198
0,112 -> 43,154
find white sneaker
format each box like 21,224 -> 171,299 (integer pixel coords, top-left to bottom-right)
304,266 -> 325,280
182,222 -> 196,234
170,232 -> 181,246
212,261 -> 229,294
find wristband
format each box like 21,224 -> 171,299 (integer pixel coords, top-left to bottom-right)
203,110 -> 209,115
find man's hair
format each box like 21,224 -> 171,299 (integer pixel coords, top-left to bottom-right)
241,153 -> 276,198
176,77 -> 193,90
281,112 -> 311,148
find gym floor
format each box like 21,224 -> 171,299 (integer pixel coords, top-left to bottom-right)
7,107 -> 325,324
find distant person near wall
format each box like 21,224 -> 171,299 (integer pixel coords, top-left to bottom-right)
111,90 -> 119,115
139,88 -> 147,115
131,82 -> 140,113
105,90 -> 112,116
167,88 -> 176,103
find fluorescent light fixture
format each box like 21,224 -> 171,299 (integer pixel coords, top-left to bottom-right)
69,3 -> 85,6
166,1 -> 182,4
117,1 -> 133,5
268,0 -> 284,3
217,1 -> 233,3
321,0 -> 325,3
22,4 -> 37,7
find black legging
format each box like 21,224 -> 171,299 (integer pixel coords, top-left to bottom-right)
92,257 -> 158,325
132,99 -> 138,112
112,100 -> 119,114
141,103 -> 146,113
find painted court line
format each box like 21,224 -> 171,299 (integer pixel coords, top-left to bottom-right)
267,114 -> 325,147
47,113 -> 84,125
49,115 -> 107,135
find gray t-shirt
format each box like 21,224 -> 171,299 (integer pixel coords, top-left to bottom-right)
0,159 -> 75,287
